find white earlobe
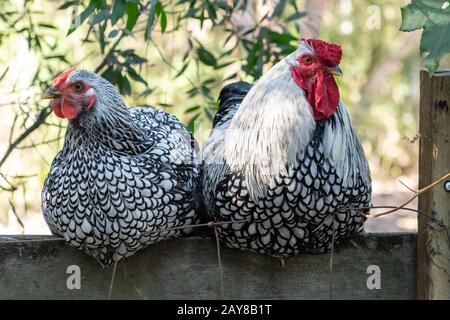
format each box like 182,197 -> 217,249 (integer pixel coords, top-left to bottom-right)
86,87 -> 95,96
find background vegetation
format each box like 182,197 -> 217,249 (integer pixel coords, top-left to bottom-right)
0,0 -> 448,233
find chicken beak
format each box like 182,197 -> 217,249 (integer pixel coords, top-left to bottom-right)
325,65 -> 343,77
43,86 -> 61,99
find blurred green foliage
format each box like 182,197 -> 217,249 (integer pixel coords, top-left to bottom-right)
0,0 -> 439,232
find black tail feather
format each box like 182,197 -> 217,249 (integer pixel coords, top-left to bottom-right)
213,81 -> 252,127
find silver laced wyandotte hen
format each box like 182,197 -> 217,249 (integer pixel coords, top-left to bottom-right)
41,67 -> 200,267
202,39 -> 372,259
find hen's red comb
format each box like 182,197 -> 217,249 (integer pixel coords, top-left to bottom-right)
303,39 -> 342,66
52,67 -> 77,86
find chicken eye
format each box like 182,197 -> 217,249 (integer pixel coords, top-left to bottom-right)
73,82 -> 84,92
302,56 -> 313,66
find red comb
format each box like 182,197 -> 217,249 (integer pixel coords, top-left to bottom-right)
52,67 -> 76,86
303,39 -> 342,66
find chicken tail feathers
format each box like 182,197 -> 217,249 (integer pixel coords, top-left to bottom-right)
213,81 -> 252,128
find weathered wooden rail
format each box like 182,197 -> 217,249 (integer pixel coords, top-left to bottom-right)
0,233 -> 415,299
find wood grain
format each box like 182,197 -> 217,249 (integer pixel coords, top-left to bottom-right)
0,233 -> 416,299
418,69 -> 450,299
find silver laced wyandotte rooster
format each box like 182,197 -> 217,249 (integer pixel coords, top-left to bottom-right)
41,67 -> 200,267
202,39 -> 372,259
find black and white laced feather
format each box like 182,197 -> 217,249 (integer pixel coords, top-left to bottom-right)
202,47 -> 371,258
42,69 -> 200,266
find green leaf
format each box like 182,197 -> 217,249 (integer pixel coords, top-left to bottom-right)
204,105 -> 216,121
127,67 -> 147,85
67,1 -> 96,35
175,60 -> 190,78
186,86 -> 198,97
153,2 -> 167,33
108,29 -> 120,38
279,44 -> 297,56
158,102 -> 172,108
271,0 -> 286,18
140,88 -> 154,97
187,113 -> 201,133
216,61 -> 234,69
98,19 -> 107,53
111,0 -> 126,25
122,75 -> 131,95
184,105 -> 200,113
160,10 -> 167,33
58,1 -> 77,10
400,0 -> 450,75
38,23 -> 57,29
144,3 -> 156,41
117,73 -> 131,95
125,2 -> 140,31
197,47 -> 216,67
399,5 -> 426,31
267,31 -> 297,45
182,7 -> 197,19
101,66 -> 119,84
202,77 -> 216,86
121,50 -> 147,65
45,55 -> 70,63
90,10 -> 110,25
224,72 -> 238,81
155,2 -> 163,16
206,2 -> 217,22
199,8 -> 205,28
286,11 -> 308,22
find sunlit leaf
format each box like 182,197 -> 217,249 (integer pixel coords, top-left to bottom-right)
108,29 -> 120,38
400,0 -> 450,74
175,60 -> 190,78
197,47 -> 216,67
58,1 -> 77,10
268,31 -> 297,44
185,105 -> 200,113
125,2 -> 140,31
155,2 -> 163,15
286,11 -> 308,22
67,1 -> 96,35
111,0 -> 126,25
127,67 -> 147,85
90,10 -> 110,25
144,3 -> 156,41
187,113 -> 201,132
38,23 -> 57,29
160,10 -> 167,33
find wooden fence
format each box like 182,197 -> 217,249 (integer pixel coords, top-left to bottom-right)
0,233 -> 415,299
417,70 -> 450,299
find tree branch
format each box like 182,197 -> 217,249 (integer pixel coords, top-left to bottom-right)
0,106 -> 51,170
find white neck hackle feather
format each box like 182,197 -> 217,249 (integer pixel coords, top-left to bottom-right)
222,43 -> 316,199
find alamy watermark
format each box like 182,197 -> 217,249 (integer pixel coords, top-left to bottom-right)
366,265 -> 381,290
66,264 -> 81,290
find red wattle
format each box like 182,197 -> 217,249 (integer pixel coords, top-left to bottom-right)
313,70 -> 340,120
51,100 -> 64,118
61,99 -> 80,119
291,68 -> 340,120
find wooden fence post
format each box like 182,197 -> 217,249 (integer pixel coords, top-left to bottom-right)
418,69 -> 450,300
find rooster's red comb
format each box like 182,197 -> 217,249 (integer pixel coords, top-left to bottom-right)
52,67 -> 77,86
303,39 -> 342,66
